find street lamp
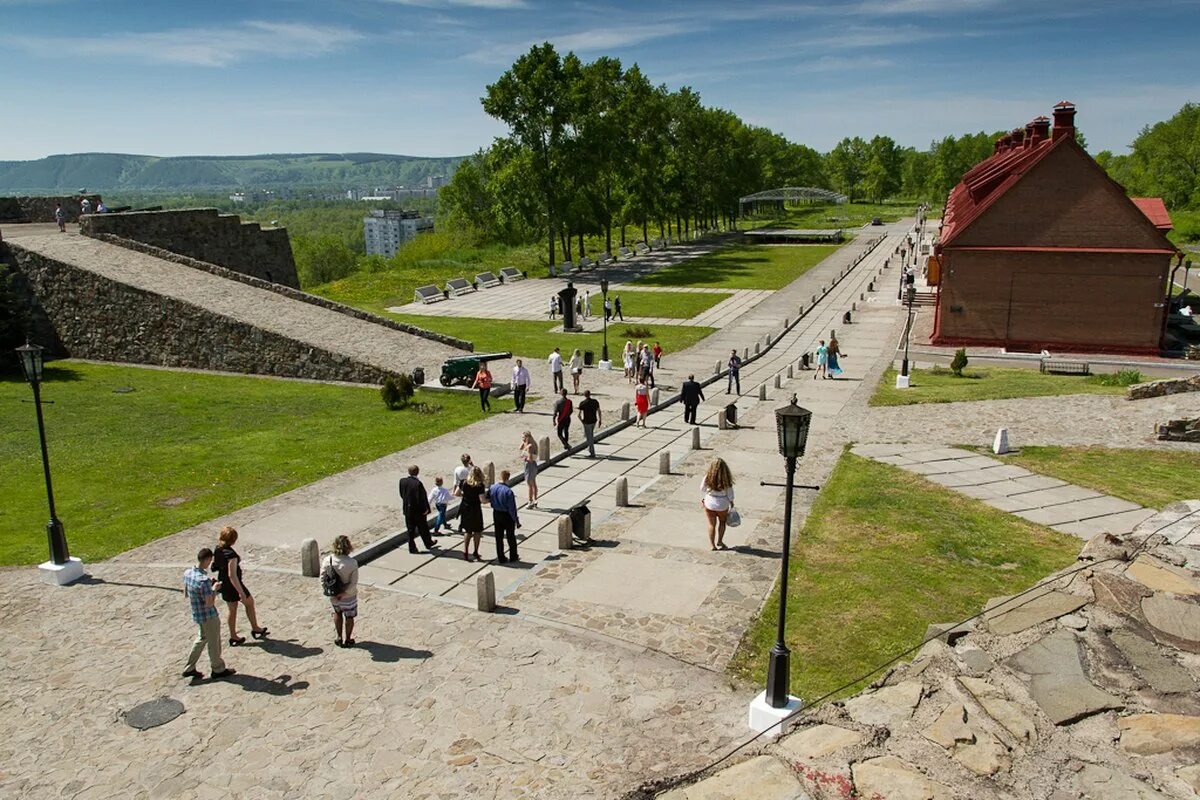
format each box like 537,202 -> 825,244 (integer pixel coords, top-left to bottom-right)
15,341 -> 83,585
748,394 -> 812,736
598,275 -> 611,369
896,278 -> 916,389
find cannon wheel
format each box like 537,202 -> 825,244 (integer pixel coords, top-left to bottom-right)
438,375 -> 451,387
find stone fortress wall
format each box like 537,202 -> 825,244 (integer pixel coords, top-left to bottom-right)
81,208 -> 300,288
0,195 -> 104,223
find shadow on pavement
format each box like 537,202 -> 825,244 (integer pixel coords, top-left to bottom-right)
249,638 -> 323,659
355,641 -> 433,663
222,673 -> 310,695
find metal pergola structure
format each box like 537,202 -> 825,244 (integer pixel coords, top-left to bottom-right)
738,187 -> 849,217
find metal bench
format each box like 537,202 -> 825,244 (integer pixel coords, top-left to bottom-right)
577,256 -> 594,272
499,267 -> 524,282
1039,358 -> 1090,375
414,284 -> 446,304
597,252 -> 614,266
475,271 -> 501,288
446,277 -> 476,296
634,242 -> 651,255
618,246 -> 633,259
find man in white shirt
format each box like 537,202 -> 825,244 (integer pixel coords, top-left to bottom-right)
548,347 -> 564,392
511,358 -> 531,413
583,290 -> 590,319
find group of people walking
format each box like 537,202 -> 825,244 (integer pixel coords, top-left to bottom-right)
548,291 -> 624,321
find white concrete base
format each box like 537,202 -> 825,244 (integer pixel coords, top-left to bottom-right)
993,427 -> 1010,455
747,690 -> 803,738
597,360 -> 613,371
38,557 -> 85,586
895,373 -> 911,389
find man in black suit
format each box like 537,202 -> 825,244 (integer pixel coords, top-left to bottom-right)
680,374 -> 705,425
398,465 -> 435,554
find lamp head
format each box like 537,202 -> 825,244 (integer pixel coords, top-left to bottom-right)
599,276 -> 609,294
774,393 -> 812,459
15,340 -> 44,385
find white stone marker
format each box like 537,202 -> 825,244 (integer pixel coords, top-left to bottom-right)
651,388 -> 660,405
993,428 -> 1011,455
895,372 -> 911,389
615,477 -> 629,506
476,570 -> 496,612
620,402 -> 630,421
691,427 -> 701,450
787,365 -> 794,379
540,437 -> 552,465
659,452 -> 671,475
301,538 -> 320,577
557,515 -> 574,549
718,410 -> 729,430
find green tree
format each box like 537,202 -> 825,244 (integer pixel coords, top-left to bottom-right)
827,137 -> 867,200
293,234 -> 358,286
1126,103 -> 1200,209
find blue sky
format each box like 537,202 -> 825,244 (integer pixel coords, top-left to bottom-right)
2,0 -> 1197,160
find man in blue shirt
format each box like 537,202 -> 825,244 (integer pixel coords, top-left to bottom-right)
488,471 -> 521,563
182,548 -> 235,681
727,349 -> 742,395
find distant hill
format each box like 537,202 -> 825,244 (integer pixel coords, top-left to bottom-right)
0,152 -> 466,193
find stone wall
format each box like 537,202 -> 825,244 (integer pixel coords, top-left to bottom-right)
0,195 -> 104,223
1127,373 -> 1200,400
81,208 -> 300,288
5,242 -> 397,384
1156,417 -> 1200,442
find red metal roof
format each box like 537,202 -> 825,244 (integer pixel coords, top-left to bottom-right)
949,245 -> 1176,255
1131,197 -> 1173,230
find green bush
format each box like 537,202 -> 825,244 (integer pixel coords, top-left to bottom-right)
1088,369 -> 1144,387
950,348 -> 968,377
293,234 -> 359,287
381,374 -> 415,410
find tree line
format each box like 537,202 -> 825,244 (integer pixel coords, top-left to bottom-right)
1097,103 -> 1199,213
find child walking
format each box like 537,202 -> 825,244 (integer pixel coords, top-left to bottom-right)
429,476 -> 451,534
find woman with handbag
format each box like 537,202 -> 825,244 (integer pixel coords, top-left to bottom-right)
459,466 -> 487,561
700,458 -> 736,551
324,535 -> 358,647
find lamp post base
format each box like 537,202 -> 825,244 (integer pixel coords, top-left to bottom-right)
38,557 -> 84,586
747,690 -> 803,738
597,360 -> 612,370
895,373 -> 911,389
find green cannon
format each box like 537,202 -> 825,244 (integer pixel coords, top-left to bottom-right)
438,352 -> 513,387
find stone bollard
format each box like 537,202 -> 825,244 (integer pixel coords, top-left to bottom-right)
868,281 -> 874,292
812,294 -> 818,305
477,569 -> 497,612
620,401 -> 631,421
651,388 -> 660,405
540,436 -> 551,465
743,347 -> 749,360
484,461 -> 495,485
788,365 -> 794,379
301,538 -> 320,577
993,428 -> 1011,455
758,384 -> 767,401
557,516 -> 574,549
754,342 -> 761,355
615,476 -> 629,506
783,317 -> 789,330
718,409 -> 729,430
691,427 -> 701,450
715,360 -> 722,375
860,292 -> 865,301
772,374 -> 780,389
659,451 -> 671,475
852,302 -> 857,311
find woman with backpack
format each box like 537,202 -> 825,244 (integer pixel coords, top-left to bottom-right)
322,535 -> 359,647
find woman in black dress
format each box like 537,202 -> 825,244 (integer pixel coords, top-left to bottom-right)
213,526 -> 269,646
459,466 -> 486,562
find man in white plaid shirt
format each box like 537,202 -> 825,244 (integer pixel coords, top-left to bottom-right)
182,548 -> 235,681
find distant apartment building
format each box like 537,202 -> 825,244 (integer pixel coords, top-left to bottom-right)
363,209 -> 434,257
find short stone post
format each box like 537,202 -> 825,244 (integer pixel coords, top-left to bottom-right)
620,401 -> 630,421
754,342 -> 761,355
615,477 -> 629,507
743,347 -> 749,360
852,302 -> 857,311
691,427 -> 701,450
787,365 -> 794,379
860,292 -> 865,301
715,360 -> 722,375
868,281 -> 874,292
659,451 -> 671,474
758,384 -> 767,401
540,437 -> 551,465
993,428 -> 1011,455
484,461 -> 495,485
651,388 -> 660,405
718,409 -> 729,430
773,374 -> 781,389
476,570 -> 496,612
557,515 -> 574,549
783,317 -> 790,329
811,294 -> 817,305
300,538 -> 320,577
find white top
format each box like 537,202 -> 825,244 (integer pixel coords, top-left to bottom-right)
429,485 -> 451,505
548,352 -> 563,373
512,365 -> 531,387
453,464 -> 470,485
327,554 -> 359,599
701,480 -> 735,512
570,354 -> 583,371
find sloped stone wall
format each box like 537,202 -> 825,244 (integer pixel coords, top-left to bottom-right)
1128,373 -> 1200,400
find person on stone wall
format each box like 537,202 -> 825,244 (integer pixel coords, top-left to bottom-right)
54,204 -> 66,232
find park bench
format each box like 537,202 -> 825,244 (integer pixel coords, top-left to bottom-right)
475,271 -> 501,288
414,284 -> 446,304
598,252 -> 614,266
446,277 -> 476,296
499,267 -> 524,282
1039,358 -> 1090,375
634,242 -> 651,255
618,246 -> 633,259
577,256 -> 594,271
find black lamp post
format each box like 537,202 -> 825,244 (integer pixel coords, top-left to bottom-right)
900,281 -> 916,378
599,275 -> 610,365
16,341 -> 71,566
766,394 -> 812,709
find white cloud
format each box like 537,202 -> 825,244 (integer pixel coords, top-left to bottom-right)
466,22 -> 699,64
8,21 -> 364,67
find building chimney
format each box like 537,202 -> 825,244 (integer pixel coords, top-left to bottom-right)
1052,101 -> 1076,141
1023,122 -> 1035,149
1031,115 -> 1051,144
1011,127 -> 1025,149
1001,133 -> 1013,151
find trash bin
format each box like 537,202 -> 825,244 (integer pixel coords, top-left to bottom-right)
569,502 -> 591,539
724,403 -> 738,426
584,350 -> 595,366
411,367 -> 425,386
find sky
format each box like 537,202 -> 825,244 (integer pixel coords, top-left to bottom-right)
1,0 -> 1198,161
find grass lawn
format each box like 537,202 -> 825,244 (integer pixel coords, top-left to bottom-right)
727,453 -> 1079,699
740,201 -> 916,232
387,313 -> 715,361
871,366 -> 1139,406
587,290 -> 729,319
989,446 -> 1200,510
0,361 -> 483,566
633,243 -> 840,290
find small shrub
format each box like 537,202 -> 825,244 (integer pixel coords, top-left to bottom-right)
950,348 -> 968,377
381,374 -> 415,410
1089,368 -> 1144,387
620,326 -> 653,339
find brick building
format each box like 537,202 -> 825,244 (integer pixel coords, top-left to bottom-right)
931,102 -> 1177,355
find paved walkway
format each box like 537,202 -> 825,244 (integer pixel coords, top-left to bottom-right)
850,443 -> 1156,538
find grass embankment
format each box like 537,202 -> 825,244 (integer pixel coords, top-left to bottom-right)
871,366 -> 1138,406
634,242 -> 840,290
991,446 -> 1200,510
728,453 -> 1080,698
0,362 -> 483,565
387,314 -> 715,360
740,201 -> 915,232
587,290 -> 729,319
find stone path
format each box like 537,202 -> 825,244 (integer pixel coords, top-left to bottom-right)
850,443 -> 1156,538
